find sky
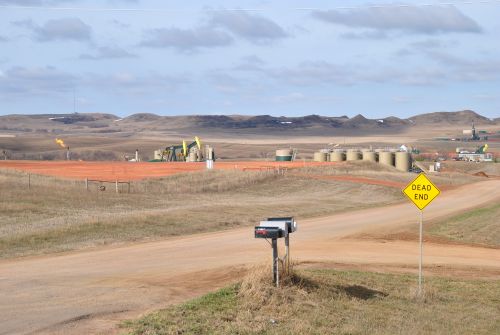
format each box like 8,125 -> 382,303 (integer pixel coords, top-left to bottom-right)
0,0 -> 499,119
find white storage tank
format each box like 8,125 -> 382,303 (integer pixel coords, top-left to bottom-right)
313,152 -> 328,162
362,150 -> 377,162
379,151 -> 395,167
395,152 -> 412,172
329,151 -> 345,162
346,150 -> 361,161
276,149 -> 293,162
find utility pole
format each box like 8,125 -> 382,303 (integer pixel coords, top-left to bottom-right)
73,88 -> 76,114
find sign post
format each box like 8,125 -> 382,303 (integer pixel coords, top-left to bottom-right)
402,173 -> 440,296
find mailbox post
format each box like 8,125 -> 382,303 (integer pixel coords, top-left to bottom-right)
272,238 -> 278,285
254,217 -> 297,287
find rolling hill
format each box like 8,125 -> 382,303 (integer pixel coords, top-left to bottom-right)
1,110 -> 496,137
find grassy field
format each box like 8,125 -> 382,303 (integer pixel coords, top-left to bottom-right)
0,161 -> 488,259
428,203 -> 500,247
0,165 -> 406,259
296,160 -> 482,187
124,266 -> 500,335
441,161 -> 500,177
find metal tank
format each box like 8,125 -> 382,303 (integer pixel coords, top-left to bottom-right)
154,150 -> 163,160
276,149 -> 293,162
346,149 -> 361,161
378,151 -> 395,167
196,149 -> 203,162
329,151 -> 345,162
362,150 -> 377,162
313,152 -> 328,162
188,151 -> 197,162
395,152 -> 412,172
205,145 -> 214,160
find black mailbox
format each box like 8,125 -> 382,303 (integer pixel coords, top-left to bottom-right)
254,226 -> 283,239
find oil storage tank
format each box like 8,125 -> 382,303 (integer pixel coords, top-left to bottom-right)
276,149 -> 293,162
362,150 -> 377,162
329,151 -> 345,162
379,151 -> 395,167
346,149 -> 361,161
154,150 -> 163,160
313,152 -> 328,162
395,152 -> 412,172
188,151 -> 197,162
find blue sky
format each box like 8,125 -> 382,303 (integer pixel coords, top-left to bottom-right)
0,0 -> 499,118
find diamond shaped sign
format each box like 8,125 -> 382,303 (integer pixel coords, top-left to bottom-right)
403,173 -> 441,210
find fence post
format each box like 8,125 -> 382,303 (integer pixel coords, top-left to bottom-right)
115,180 -> 119,194
28,173 -> 31,189
85,178 -> 88,191
128,181 -> 131,194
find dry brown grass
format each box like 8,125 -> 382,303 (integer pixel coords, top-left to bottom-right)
357,202 -> 500,248
295,160 -> 482,187
124,265 -> 500,335
0,167 -> 403,258
442,161 -> 500,176
427,203 -> 500,247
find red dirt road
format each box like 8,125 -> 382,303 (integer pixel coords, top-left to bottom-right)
0,180 -> 499,335
0,160 -> 335,181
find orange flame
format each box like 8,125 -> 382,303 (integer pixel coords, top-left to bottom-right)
55,138 -> 66,148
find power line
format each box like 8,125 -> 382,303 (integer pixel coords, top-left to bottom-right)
1,1 -> 500,13
297,1 -> 500,10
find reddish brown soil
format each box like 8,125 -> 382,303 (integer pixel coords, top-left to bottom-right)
0,160 -> 336,181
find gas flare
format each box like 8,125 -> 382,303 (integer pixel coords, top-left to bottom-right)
55,138 -> 66,148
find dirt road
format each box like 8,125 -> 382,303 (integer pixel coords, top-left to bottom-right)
0,180 -> 499,335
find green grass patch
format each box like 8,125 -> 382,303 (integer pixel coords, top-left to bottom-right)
124,268 -> 500,335
428,203 -> 500,247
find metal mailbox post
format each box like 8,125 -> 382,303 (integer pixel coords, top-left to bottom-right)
254,217 -> 298,287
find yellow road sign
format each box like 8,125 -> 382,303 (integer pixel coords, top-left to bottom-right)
402,173 -> 440,210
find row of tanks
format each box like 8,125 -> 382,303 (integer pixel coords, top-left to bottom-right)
313,149 -> 412,172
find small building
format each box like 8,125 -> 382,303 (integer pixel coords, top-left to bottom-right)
458,152 -> 493,162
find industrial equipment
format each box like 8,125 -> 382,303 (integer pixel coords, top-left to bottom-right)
313,152 -> 328,162
158,136 -> 203,162
275,148 -> 297,161
462,121 -> 488,141
254,217 -> 297,287
182,136 -> 202,161
457,144 -> 492,162
55,138 -> 70,160
476,144 -> 488,154
162,144 -> 185,162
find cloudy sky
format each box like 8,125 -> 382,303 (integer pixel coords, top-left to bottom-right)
0,0 -> 499,118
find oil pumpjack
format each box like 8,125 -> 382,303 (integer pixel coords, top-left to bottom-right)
162,136 -> 202,162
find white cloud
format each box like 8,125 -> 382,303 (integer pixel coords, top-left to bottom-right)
15,18 -> 92,42
140,26 -> 233,51
79,46 -> 137,60
0,66 -> 76,96
313,5 -> 482,35
209,11 -> 288,44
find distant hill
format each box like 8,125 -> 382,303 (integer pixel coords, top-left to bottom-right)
408,110 -> 495,126
123,113 -> 162,122
0,110 -> 497,136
